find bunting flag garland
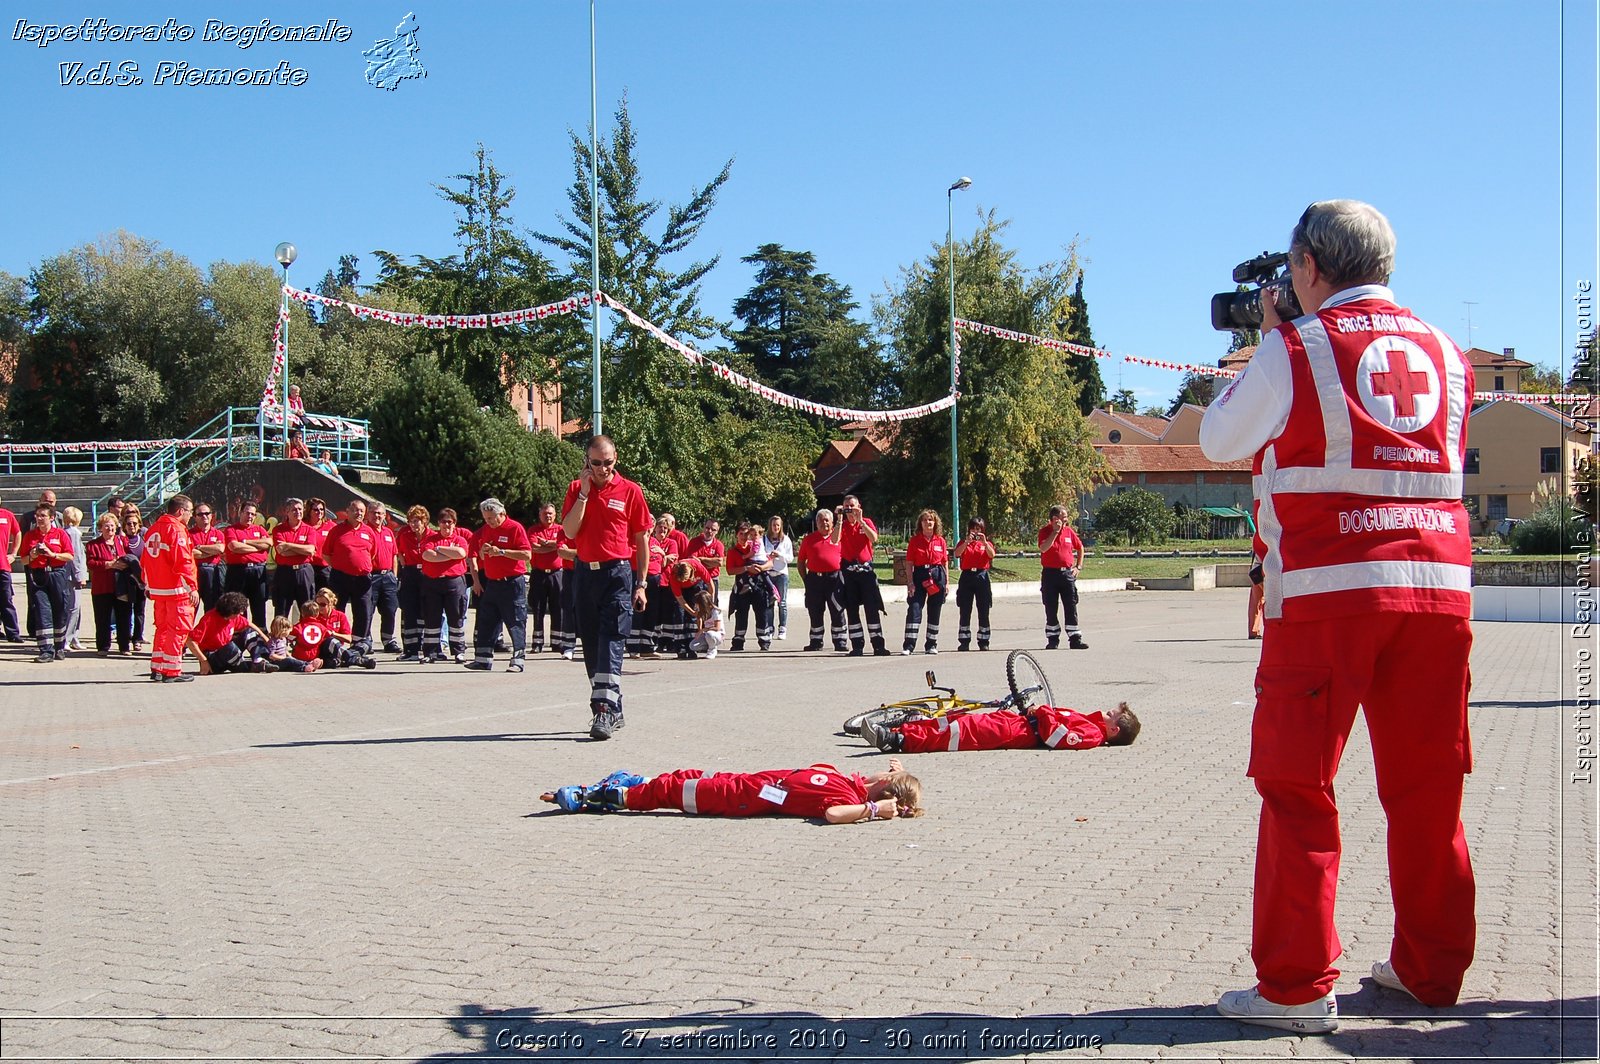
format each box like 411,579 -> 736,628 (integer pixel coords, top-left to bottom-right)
1121,355 -> 1239,379
0,437 -> 230,454
1473,392 -> 1594,406
283,285 -> 593,329
954,318 -> 1108,360
258,295 -> 291,420
598,293 -> 955,423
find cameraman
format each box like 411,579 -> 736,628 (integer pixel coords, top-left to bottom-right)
1200,201 -> 1476,1032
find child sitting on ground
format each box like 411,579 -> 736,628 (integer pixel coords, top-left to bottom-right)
861,702 -> 1140,754
289,597 -> 375,670
264,616 -> 293,664
541,759 -> 923,822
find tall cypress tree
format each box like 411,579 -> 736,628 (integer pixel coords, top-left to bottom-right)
1060,271 -> 1105,414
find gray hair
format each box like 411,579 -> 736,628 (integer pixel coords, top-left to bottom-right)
1289,200 -> 1395,288
814,507 -> 834,523
479,497 -> 507,516
284,497 -> 304,509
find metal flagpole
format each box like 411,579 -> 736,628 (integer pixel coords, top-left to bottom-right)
589,0 -> 603,436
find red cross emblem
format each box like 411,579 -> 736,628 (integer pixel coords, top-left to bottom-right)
1369,350 -> 1432,418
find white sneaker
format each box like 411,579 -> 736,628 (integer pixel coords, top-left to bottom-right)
776,627 -> 787,640
1216,987 -> 1338,1033
561,649 -> 574,661
1370,961 -> 1418,1001
705,648 -> 717,660
900,648 -> 913,656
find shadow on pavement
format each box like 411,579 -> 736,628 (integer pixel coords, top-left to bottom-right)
402,995 -> 1598,1062
255,731 -> 589,748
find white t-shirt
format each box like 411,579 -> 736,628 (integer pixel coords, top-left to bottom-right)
761,534 -> 793,575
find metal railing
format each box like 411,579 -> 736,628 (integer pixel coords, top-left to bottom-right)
67,407 -> 384,518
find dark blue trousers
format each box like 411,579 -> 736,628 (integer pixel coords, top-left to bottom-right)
474,575 -> 527,665
574,561 -> 633,712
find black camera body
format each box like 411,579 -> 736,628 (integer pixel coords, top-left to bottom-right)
1211,251 -> 1303,332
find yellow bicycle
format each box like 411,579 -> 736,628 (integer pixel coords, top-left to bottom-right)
841,650 -> 1055,736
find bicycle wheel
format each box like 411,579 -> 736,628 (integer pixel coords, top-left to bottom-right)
843,701 -> 938,736
1006,650 -> 1055,711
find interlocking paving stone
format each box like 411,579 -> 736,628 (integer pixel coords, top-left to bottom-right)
0,589 -> 1592,1061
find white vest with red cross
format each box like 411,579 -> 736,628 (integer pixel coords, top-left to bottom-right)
1256,287 -> 1474,621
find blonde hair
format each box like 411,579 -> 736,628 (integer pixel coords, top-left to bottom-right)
915,509 -> 943,539
268,617 -> 293,638
314,587 -> 339,608
881,771 -> 924,818
61,506 -> 83,527
406,504 -> 430,523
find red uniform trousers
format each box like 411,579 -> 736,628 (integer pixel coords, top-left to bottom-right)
624,769 -> 776,817
900,712 -> 1037,753
1250,613 -> 1474,1007
150,592 -> 197,678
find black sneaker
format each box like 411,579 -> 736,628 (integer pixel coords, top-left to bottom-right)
464,660 -> 491,671
383,642 -> 402,654
848,646 -> 865,657
803,642 -> 823,652
1045,639 -> 1060,650
956,642 -> 970,652
858,718 -> 903,753
34,651 -> 55,663
357,656 -> 378,669
1068,634 -> 1089,650
872,644 -> 892,657
397,652 -> 420,663
589,709 -> 617,741
165,673 -> 196,683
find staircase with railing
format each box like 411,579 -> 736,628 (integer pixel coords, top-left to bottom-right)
0,407 -> 384,519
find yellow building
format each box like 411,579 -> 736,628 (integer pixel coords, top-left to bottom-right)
1463,400 -> 1593,531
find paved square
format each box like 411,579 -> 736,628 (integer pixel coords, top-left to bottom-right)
1,589 -> 1593,1061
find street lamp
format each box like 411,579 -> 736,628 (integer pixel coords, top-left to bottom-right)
274,241 -> 297,452
947,176 -> 971,531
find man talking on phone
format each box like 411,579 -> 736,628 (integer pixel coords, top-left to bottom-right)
561,435 -> 653,741
1201,200 -> 1476,1032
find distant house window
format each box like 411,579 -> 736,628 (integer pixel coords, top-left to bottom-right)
1108,429 -> 1122,443
1487,495 -> 1508,520
1494,375 -> 1504,391
1540,447 -> 1560,474
1464,448 -> 1480,474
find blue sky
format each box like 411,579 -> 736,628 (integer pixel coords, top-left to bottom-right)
2,1 -> 1594,413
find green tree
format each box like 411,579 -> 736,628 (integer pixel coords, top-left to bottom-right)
11,231 -> 215,440
1059,271 -> 1105,413
1109,387 -> 1137,412
370,355 -> 583,519
374,144 -> 575,409
1168,370 -> 1217,414
873,211 -> 1110,527
729,243 -> 886,409
1091,487 -> 1177,545
1519,362 -> 1565,394
537,95 -> 755,518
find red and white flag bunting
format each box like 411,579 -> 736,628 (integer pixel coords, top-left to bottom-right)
954,318 -> 1109,360
0,437 -> 229,454
599,293 -> 955,423
1121,355 -> 1239,379
283,285 -> 593,329
1472,392 -> 1594,406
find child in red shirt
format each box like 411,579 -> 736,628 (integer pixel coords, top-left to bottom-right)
861,703 -> 1139,754
192,591 -> 274,675
542,759 -> 923,821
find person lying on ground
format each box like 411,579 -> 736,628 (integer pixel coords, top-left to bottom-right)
540,759 -> 923,822
861,702 -> 1140,754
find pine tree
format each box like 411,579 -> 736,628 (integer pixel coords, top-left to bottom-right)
874,212 -> 1110,527
373,144 -> 573,409
1060,271 -> 1105,413
729,243 -> 885,408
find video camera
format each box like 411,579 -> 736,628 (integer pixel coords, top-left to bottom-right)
1210,251 -> 1303,332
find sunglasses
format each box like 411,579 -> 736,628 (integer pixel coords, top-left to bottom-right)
588,458 -> 617,468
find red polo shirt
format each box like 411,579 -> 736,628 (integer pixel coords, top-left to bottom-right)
368,522 -> 398,571
272,522 -> 317,566
420,529 -> 470,579
685,534 -> 725,578
528,521 -> 568,572
223,523 -> 269,565
397,526 -> 427,568
192,609 -> 249,653
796,532 -> 842,574
0,508 -> 19,571
1038,524 -> 1083,569
905,534 -> 948,567
325,522 -> 377,576
190,526 -> 225,567
20,527 -> 72,569
561,474 -> 652,565
838,518 -> 877,565
470,518 -> 531,580
665,556 -> 713,595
